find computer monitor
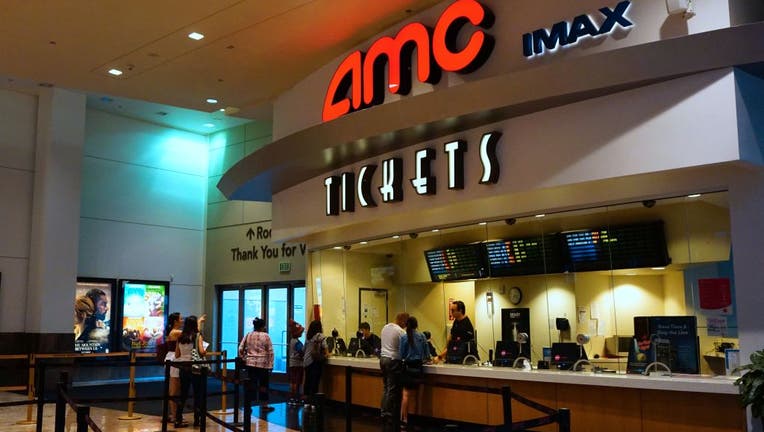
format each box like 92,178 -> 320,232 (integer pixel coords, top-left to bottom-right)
334,337 -> 347,355
551,342 -> 587,370
348,337 -> 360,356
494,340 -> 518,367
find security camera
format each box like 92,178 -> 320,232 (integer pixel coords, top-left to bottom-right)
505,218 -> 517,225
408,233 -> 418,239
642,200 -> 656,208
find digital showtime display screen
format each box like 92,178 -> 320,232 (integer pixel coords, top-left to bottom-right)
424,244 -> 487,282
563,221 -> 670,272
74,279 -> 115,354
120,280 -> 168,352
484,235 -> 563,276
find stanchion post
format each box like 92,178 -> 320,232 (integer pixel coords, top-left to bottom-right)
222,350 -> 227,412
233,357 -> 241,424
16,353 -> 36,425
345,367 -> 352,432
54,372 -> 68,432
199,368 -> 208,432
558,407 -> 571,432
315,392 -> 325,432
242,376 -> 251,432
118,350 -> 142,420
501,386 -> 512,428
35,361 -> 45,432
162,360 -> 171,432
76,405 -> 89,432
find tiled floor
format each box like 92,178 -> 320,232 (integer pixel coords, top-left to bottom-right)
0,392 -> 301,432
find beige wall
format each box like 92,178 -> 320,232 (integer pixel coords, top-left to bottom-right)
308,192 -> 734,373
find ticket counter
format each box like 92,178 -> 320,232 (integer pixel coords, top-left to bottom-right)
322,357 -> 744,432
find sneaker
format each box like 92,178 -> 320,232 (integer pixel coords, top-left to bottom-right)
174,420 -> 189,428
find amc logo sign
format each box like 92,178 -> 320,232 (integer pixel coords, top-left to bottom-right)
322,0 -> 494,123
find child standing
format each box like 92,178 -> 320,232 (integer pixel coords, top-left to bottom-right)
287,320 -> 305,405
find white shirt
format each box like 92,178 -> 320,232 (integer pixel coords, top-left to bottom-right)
380,322 -> 405,359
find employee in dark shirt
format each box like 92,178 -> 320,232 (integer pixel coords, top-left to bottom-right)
438,300 -> 477,364
358,322 -> 382,356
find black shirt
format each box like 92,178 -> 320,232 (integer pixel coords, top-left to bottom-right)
447,316 -> 477,363
360,333 -> 381,356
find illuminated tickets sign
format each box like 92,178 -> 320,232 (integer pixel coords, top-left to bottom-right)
522,1 -> 633,57
322,0 -> 495,122
324,131 -> 500,216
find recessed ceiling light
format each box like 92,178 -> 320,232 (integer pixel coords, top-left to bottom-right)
333,246 -> 342,250
687,193 -> 701,198
651,267 -> 666,270
203,123 -> 215,128
108,68 -> 123,76
206,98 -> 218,104
535,214 -> 546,218
478,222 -> 487,226
392,235 -> 400,239
431,229 -> 440,233
360,241 -> 368,245
188,32 -> 205,40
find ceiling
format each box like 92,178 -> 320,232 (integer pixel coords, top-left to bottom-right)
0,0 -> 441,134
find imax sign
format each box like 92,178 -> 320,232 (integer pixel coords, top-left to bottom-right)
522,1 -> 633,57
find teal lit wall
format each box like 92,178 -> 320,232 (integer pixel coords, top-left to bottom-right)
79,109 -> 209,316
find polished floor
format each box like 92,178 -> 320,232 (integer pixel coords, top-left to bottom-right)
0,391 -> 303,432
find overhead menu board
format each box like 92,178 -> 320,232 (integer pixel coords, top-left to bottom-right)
424,244 -> 487,282
562,221 -> 670,272
484,235 -> 563,276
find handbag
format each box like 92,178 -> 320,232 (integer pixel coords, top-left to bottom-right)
312,336 -> 327,363
190,333 -> 206,373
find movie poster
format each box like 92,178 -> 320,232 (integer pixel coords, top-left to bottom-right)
121,281 -> 167,352
74,281 -> 114,354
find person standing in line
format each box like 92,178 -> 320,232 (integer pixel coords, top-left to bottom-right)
379,312 -> 409,429
303,320 -> 329,397
438,300 -> 477,364
174,315 -> 206,428
399,316 -> 431,429
287,320 -> 306,405
239,317 -> 275,412
164,312 -> 183,424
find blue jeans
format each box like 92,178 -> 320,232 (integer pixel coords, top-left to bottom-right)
379,357 -> 402,420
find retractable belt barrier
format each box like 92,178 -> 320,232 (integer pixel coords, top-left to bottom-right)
0,351 -> 292,432
343,366 -> 571,432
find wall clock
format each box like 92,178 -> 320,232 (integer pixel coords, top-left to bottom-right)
509,286 -> 523,305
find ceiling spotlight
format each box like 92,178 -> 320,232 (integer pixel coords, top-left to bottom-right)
687,193 -> 701,198
651,267 -> 666,270
108,68 -> 123,76
206,98 -> 218,104
333,246 -> 342,250
478,222 -> 487,226
431,229 -> 440,233
534,214 -> 546,218
188,32 -> 205,40
392,235 -> 400,239
360,241 -> 368,245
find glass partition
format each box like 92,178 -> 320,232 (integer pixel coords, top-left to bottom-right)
306,192 -> 736,374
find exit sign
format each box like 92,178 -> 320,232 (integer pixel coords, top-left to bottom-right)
279,262 -> 291,273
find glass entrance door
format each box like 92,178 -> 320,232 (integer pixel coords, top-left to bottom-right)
217,281 -> 306,374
